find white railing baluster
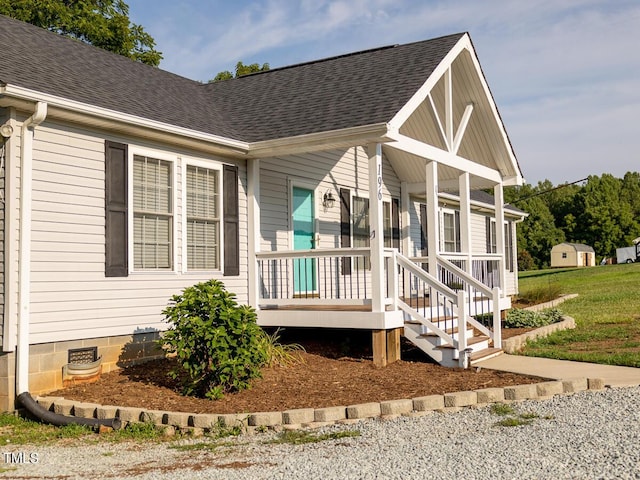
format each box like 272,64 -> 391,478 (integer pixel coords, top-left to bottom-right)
492,286 -> 502,349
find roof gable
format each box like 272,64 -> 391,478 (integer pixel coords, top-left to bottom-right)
204,34 -> 464,142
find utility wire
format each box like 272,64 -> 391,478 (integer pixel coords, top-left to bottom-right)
510,177 -> 588,204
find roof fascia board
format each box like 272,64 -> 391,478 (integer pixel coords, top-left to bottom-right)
0,84 -> 249,154
387,34 -> 523,186
402,186 -> 525,218
388,34 -> 470,131
247,123 -> 390,158
462,37 -> 523,185
386,132 -> 502,184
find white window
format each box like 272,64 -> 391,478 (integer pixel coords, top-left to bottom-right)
442,210 -> 461,253
352,196 -> 370,270
186,165 -> 221,270
383,201 -> 392,248
505,221 -> 515,272
487,218 -> 497,254
133,155 -> 173,270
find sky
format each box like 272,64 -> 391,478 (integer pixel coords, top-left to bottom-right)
127,1 -> 640,186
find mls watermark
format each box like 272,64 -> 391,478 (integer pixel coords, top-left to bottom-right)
2,452 -> 39,464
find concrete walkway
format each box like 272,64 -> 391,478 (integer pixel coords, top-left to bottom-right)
480,353 -> 640,387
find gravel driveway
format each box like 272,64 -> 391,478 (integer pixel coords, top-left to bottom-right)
2,386 -> 640,479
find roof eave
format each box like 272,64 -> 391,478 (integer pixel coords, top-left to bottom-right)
0,84 -> 250,156
247,123 -> 391,159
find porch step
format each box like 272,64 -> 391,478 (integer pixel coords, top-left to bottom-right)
405,316 -> 456,325
435,335 -> 489,350
469,347 -> 503,365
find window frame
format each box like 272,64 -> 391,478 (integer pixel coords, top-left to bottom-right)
181,158 -> 224,273
440,208 -> 461,253
128,148 -> 177,273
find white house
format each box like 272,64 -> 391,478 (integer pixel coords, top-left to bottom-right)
0,15 -> 524,411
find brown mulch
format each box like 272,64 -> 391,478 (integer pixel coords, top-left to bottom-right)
49,329 -> 544,415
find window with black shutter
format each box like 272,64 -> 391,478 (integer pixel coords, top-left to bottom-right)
223,164 -> 239,276
105,141 -> 128,277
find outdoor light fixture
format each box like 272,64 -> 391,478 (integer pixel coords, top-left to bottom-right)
323,191 -> 336,209
0,123 -> 13,139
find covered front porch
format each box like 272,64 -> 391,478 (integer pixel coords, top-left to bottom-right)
243,39 -> 522,367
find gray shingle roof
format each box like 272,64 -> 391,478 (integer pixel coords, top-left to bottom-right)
0,14 -> 464,143
204,35 -> 463,142
0,15 -> 237,138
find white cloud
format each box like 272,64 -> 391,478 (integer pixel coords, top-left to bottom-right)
130,0 -> 640,184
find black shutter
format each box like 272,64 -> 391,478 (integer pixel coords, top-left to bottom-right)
340,188 -> 351,275
419,203 -> 428,270
223,164 -> 240,276
419,203 -> 428,256
392,198 -> 400,250
105,141 -> 128,277
486,217 -> 492,253
455,211 -> 461,252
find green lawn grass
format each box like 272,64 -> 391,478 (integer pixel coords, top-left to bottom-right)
516,263 -> 640,367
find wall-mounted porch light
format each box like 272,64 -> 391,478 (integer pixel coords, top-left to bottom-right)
322,191 -> 336,209
0,123 -> 13,139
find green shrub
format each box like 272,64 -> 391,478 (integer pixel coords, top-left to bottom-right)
160,280 -> 268,400
504,308 -> 563,328
516,283 -> 563,305
259,328 -> 305,367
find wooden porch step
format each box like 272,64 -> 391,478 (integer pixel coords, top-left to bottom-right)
404,316 -> 455,325
435,335 -> 489,350
419,326 -> 469,337
469,347 -> 503,364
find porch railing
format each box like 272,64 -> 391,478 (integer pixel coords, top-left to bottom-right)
256,248 -> 501,349
394,251 -> 501,353
257,248 -> 389,306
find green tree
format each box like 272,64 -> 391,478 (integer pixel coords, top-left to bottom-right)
571,174 -> 640,257
210,61 -> 270,82
506,183 -> 565,269
621,171 -> 640,219
0,0 -> 162,66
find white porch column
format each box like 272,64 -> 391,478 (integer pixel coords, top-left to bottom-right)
368,143 -> 385,313
459,172 -> 473,275
247,158 -> 261,309
494,182 -> 506,294
400,181 -> 410,257
425,161 -> 439,277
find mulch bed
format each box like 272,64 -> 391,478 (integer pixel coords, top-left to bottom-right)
49,330 -> 544,415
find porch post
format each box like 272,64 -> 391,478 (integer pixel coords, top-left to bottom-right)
459,172 -> 473,275
367,143 -> 385,313
425,161 -> 439,277
247,158 -> 261,309
494,182 -> 506,294
400,182 -> 410,257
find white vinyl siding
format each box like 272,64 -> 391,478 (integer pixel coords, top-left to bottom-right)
186,165 -> 220,271
133,155 -> 173,270
16,120 -> 248,345
259,147 -> 401,252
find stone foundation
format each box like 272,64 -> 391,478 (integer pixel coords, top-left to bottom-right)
0,331 -> 164,411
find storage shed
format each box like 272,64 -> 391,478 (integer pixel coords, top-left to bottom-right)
551,243 -> 596,268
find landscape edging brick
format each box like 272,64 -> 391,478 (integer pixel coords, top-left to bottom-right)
36,377 -> 605,434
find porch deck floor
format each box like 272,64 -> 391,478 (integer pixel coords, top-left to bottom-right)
259,304 -> 395,312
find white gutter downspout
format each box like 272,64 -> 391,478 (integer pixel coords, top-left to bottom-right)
16,101 -> 47,396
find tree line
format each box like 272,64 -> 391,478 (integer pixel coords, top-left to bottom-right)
504,172 -> 640,270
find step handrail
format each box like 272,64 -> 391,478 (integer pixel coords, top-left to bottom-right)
436,254 -> 493,298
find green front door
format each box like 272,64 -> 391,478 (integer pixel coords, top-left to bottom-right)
292,187 -> 316,293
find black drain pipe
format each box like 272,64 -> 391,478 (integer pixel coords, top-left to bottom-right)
17,392 -> 122,431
